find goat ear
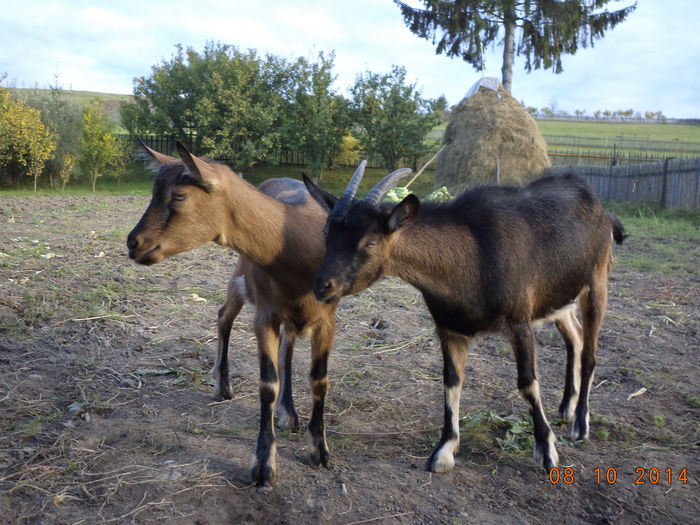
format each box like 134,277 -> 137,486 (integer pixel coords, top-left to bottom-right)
138,139 -> 178,170
302,173 -> 337,213
387,194 -> 419,233
176,141 -> 215,190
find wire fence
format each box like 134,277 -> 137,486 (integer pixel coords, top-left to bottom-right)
543,134 -> 700,155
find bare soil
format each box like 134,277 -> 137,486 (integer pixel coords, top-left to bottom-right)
0,195 -> 698,524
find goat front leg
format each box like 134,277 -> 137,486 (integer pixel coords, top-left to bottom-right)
276,328 -> 300,432
510,322 -> 558,472
214,273 -> 245,400
428,328 -> 469,473
251,317 -> 281,490
306,319 -> 335,468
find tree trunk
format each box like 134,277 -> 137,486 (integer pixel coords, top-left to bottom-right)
501,10 -> 516,94
92,169 -> 97,192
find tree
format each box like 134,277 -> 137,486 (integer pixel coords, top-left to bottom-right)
122,42 -> 288,170
0,87 -> 56,190
23,78 -> 83,189
59,153 -> 75,191
433,94 -> 450,120
281,52 -> 350,181
394,0 -> 636,94
350,65 -> 440,171
80,101 -> 123,192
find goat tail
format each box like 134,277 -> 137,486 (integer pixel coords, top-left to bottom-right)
606,212 -> 627,245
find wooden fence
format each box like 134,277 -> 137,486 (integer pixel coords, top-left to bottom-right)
547,157 -> 700,210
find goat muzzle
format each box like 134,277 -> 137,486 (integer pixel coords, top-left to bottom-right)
127,232 -> 162,265
313,276 -> 342,304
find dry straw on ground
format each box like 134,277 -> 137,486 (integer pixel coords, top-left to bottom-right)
436,81 -> 551,193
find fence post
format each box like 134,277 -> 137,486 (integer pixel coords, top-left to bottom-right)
661,157 -> 674,209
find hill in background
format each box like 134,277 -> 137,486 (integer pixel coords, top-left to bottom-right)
11,88 -> 132,126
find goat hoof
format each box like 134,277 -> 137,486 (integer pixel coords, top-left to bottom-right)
307,433 -> 330,468
250,459 -> 276,488
570,414 -> 589,441
534,442 -> 559,472
214,383 -> 233,401
427,439 -> 458,473
276,407 -> 300,433
557,405 -> 575,423
427,452 -> 455,474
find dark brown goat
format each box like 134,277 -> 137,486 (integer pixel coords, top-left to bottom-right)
304,170 -> 625,473
127,142 -> 352,489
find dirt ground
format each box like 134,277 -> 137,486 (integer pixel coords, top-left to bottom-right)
0,195 -> 698,524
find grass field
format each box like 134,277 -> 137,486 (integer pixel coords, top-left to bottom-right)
0,163 -> 438,199
430,118 -> 700,144
536,119 -> 700,142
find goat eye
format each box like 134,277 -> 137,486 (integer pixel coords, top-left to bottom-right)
171,192 -> 186,202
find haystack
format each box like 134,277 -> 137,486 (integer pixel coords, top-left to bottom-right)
435,78 -> 550,193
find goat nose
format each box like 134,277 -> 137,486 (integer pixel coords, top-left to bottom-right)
126,237 -> 138,250
315,276 -> 338,302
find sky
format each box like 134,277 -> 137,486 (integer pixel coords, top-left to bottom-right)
1,0 -> 699,118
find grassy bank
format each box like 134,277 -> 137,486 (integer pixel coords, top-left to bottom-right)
0,163 -> 437,199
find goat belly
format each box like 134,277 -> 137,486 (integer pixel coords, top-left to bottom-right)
422,293 -> 496,336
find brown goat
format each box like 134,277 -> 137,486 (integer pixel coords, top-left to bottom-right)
304,168 -> 625,474
127,141 -> 352,490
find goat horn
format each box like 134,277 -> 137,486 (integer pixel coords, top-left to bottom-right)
364,168 -> 413,206
332,160 -> 367,218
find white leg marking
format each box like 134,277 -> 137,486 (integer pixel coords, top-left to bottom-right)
523,381 -> 559,468
431,385 -> 461,473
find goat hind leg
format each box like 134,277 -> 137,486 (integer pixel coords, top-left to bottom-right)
428,328 -> 468,473
555,308 -> 583,421
572,276 -> 607,441
511,323 -> 558,471
275,328 -> 300,432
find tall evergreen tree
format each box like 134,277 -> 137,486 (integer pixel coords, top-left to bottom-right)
394,0 -> 636,93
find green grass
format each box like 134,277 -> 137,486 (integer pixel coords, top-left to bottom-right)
607,204 -> 700,274
1,162 -> 437,199
432,118 -> 700,143
536,120 -> 700,143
